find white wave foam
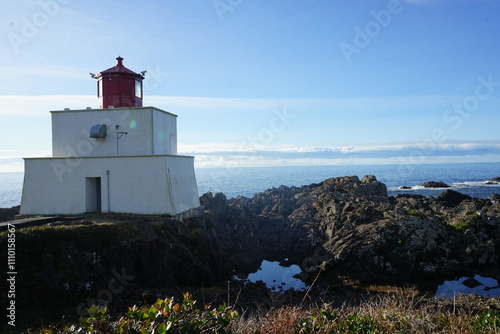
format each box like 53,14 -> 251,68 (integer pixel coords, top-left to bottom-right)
453,181 -> 500,188
392,185 -> 443,191
393,181 -> 500,192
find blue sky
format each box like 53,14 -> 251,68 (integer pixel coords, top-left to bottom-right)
1,0 -> 500,172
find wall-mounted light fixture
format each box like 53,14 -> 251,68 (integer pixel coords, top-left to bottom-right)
117,132 -> 128,155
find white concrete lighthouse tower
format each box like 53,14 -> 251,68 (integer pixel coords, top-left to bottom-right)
20,57 -> 200,216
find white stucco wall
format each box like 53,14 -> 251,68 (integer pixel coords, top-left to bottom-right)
165,156 -> 200,213
153,108 -> 178,155
20,155 -> 199,215
51,107 -> 177,158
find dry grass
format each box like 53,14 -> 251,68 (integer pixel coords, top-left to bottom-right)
233,307 -> 307,334
229,289 -> 500,334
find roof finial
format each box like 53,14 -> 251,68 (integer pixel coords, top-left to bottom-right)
116,56 -> 123,66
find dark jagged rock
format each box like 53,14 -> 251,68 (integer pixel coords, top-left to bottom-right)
489,177 -> 500,182
420,181 -> 451,188
202,174 -> 500,285
437,189 -> 472,206
0,205 -> 20,222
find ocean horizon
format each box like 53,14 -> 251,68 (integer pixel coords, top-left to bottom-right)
1,161 -> 499,208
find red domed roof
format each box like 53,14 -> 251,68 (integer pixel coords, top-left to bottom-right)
97,56 -> 144,78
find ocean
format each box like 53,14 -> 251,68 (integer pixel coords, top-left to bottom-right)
195,162 -> 500,200
1,162 -> 499,208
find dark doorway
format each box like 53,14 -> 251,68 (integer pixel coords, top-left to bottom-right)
86,177 -> 102,212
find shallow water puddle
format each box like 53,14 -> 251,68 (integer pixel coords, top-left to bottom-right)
242,262 -> 500,297
435,275 -> 500,298
246,260 -> 307,291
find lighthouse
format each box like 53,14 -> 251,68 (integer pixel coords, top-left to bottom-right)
20,57 -> 200,216
94,56 -> 145,109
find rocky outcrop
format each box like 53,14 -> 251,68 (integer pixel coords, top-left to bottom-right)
0,205 -> 19,222
436,189 -> 472,206
420,181 -> 451,188
201,186 -> 316,275
202,175 -> 500,285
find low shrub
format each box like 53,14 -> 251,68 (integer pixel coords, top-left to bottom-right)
64,292 -> 238,334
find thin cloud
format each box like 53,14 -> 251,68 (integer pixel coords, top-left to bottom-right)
180,140 -> 500,156
180,140 -> 500,167
0,94 -> 466,115
0,65 -> 91,81
148,95 -> 458,113
404,0 -> 446,5
0,151 -> 51,173
0,95 -> 95,116
403,0 -> 490,5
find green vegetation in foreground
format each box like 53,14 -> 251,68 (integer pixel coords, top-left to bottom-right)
34,292 -> 500,334
452,212 -> 482,233
405,209 -> 426,219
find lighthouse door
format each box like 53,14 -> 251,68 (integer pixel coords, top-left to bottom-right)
85,177 -> 102,212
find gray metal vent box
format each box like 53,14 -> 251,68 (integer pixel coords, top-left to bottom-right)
90,124 -> 107,138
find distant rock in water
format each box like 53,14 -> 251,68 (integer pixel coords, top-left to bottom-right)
399,186 -> 412,190
420,181 -> 451,188
487,177 -> 500,183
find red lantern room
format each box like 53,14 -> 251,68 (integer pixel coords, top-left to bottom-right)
92,56 -> 145,109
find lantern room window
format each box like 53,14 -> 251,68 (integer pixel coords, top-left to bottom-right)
98,80 -> 103,97
135,80 -> 142,98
